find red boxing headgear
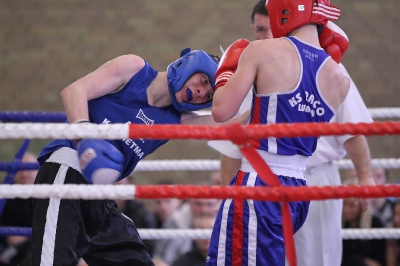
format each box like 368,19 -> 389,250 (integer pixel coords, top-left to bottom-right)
265,0 -> 341,38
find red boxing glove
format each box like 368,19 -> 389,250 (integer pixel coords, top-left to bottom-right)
319,21 -> 349,64
215,38 -> 250,91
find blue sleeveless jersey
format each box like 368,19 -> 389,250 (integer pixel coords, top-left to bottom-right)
38,61 -> 181,179
249,36 -> 335,156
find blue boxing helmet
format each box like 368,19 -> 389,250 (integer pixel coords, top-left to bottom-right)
167,48 -> 219,112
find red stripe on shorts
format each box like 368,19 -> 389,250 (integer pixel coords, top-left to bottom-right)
232,171 -> 245,266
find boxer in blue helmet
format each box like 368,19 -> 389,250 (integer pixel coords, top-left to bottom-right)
31,43 -> 251,266
167,48 -> 219,112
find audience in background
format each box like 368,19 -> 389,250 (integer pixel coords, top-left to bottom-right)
209,171 -> 222,186
114,177 -> 157,256
151,179 -> 183,266
341,180 -> 386,266
151,179 -> 182,229
171,213 -> 216,266
152,181 -> 219,266
208,171 -> 222,214
370,168 -> 394,227
386,199 -> 400,266
0,152 -> 37,266
346,167 -> 394,227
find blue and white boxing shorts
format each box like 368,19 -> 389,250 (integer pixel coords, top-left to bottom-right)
206,170 -> 309,266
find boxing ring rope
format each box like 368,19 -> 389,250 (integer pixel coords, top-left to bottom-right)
2,158 -> 400,173
0,111 -> 67,122
1,107 -> 400,122
1,119 -> 400,265
0,121 -> 400,140
2,109 -> 399,171
2,227 -> 400,240
132,158 -> 400,171
1,184 -> 400,239
0,183 -> 400,201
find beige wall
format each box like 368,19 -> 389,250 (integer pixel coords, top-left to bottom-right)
1,0 -> 399,182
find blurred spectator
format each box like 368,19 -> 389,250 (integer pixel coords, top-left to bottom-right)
114,177 -> 157,256
152,182 -> 219,266
346,167 -> 394,227
370,168 -> 394,227
0,152 -> 37,266
386,199 -> 400,266
151,179 -> 182,229
171,213 -> 216,266
341,179 -> 386,266
208,171 -> 222,215
345,168 -> 358,180
209,171 -> 221,186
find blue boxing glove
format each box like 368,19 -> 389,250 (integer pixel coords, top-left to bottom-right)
77,139 -> 124,184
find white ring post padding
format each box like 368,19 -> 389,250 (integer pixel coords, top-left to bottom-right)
136,228 -> 400,240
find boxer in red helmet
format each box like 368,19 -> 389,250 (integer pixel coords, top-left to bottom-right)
206,1 -> 351,265
267,0 -> 341,38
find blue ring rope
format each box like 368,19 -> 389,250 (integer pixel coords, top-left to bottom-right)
0,111 -> 66,122
0,140 -> 32,216
0,162 -> 40,171
0,226 -> 32,237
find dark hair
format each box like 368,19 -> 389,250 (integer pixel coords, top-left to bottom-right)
251,0 -> 269,23
208,53 -> 220,63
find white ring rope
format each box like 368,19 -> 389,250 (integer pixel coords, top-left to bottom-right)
0,123 -> 129,139
1,124 -> 400,171
138,229 -> 213,239
0,108 -> 400,140
133,158 -> 400,172
135,160 -> 221,171
341,228 -> 400,239
136,228 -> 400,240
367,107 -> 400,119
0,184 -> 136,200
335,158 -> 400,169
0,107 -> 398,139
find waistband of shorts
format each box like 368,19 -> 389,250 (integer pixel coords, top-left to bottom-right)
46,147 -> 81,174
241,150 -> 308,180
